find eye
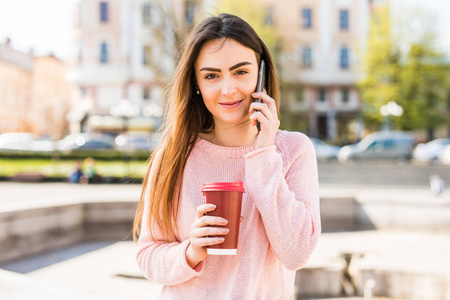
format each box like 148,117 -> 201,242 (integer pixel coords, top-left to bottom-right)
204,73 -> 218,80
235,69 -> 249,76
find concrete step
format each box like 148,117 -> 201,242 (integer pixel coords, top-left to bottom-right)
318,162 -> 450,186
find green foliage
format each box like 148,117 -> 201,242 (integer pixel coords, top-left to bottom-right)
0,156 -> 148,179
358,5 -> 449,132
214,0 -> 279,57
0,149 -> 151,161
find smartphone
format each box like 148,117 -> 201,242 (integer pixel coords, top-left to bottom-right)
254,60 -> 265,132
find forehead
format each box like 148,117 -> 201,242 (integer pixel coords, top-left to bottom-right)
196,38 -> 257,67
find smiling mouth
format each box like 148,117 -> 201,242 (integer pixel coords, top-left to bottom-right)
220,100 -> 243,109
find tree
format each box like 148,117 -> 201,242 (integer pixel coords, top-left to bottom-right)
396,43 -> 448,133
358,6 -> 402,130
358,5 -> 449,136
214,0 -> 280,62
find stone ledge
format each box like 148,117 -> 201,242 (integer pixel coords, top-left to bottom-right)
0,269 -> 117,300
0,201 -> 136,265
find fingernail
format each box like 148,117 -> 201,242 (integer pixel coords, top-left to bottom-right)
208,204 -> 217,209
221,219 -> 228,224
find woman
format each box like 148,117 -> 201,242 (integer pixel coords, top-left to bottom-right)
133,13 -> 321,299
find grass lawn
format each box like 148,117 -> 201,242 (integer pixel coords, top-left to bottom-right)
0,158 -> 149,179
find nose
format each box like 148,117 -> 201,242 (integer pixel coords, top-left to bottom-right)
220,77 -> 237,97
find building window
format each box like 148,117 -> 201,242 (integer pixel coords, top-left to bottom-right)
302,8 -> 312,29
340,47 -> 349,69
143,45 -> 152,66
340,9 -> 349,30
265,6 -> 274,26
342,88 -> 350,103
100,42 -> 108,63
294,87 -> 304,103
100,2 -> 109,23
185,1 -> 196,25
318,88 -> 327,102
143,87 -> 151,100
302,47 -> 312,68
143,4 -> 152,25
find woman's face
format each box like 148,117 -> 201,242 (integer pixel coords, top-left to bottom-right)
194,38 -> 259,129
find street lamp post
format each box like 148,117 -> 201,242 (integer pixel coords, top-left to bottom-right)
380,101 -> 403,131
109,99 -> 140,178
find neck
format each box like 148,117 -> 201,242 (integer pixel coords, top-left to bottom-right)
200,120 -> 258,147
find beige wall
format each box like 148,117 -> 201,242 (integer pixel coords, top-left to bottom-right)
0,51 -> 33,133
32,56 -> 74,139
0,42 -> 73,138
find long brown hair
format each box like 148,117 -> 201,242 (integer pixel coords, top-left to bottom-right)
133,13 -> 280,243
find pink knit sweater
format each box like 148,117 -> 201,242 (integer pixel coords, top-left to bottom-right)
136,130 -> 321,299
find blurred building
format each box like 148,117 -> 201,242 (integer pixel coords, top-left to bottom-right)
32,55 -> 73,139
0,39 -> 33,134
265,0 -> 370,143
0,39 -> 73,139
68,0 -> 371,142
68,0 -> 198,134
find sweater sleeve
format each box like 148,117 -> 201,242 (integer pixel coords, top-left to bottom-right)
136,148 -> 205,285
243,133 -> 321,270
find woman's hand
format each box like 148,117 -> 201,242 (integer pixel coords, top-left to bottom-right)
249,91 -> 280,149
185,204 -> 229,269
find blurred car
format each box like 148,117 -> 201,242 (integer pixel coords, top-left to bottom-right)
310,137 -> 341,162
338,131 -> 414,163
56,133 -> 115,151
412,138 -> 450,164
115,131 -> 156,151
0,132 -> 36,151
439,144 -> 450,165
0,132 -> 56,152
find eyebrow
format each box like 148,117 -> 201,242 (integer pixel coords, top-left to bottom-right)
199,61 -> 252,72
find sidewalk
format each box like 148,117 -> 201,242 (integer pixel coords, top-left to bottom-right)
1,182 -> 450,299
2,230 -> 450,300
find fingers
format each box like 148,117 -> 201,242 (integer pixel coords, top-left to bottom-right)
191,226 -> 229,240
250,92 -> 277,124
190,236 -> 225,249
190,214 -> 229,248
196,203 -> 217,219
251,91 -> 276,112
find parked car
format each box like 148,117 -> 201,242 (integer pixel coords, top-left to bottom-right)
310,137 -> 341,162
439,144 -> 450,166
338,131 -> 414,163
0,132 -> 36,151
56,133 -> 115,151
412,138 -> 450,165
115,131 -> 156,151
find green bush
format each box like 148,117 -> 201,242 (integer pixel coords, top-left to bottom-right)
0,149 -> 152,161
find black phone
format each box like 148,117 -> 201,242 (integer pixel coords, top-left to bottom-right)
254,60 -> 265,131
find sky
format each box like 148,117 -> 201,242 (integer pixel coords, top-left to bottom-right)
0,0 -> 75,61
0,0 -> 449,62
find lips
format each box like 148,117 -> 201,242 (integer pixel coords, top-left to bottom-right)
220,100 -> 243,109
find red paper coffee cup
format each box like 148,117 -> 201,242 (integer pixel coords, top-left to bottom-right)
201,181 -> 245,255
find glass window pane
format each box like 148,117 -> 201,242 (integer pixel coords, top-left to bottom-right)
340,47 -> 349,69
302,8 -> 312,28
340,9 -> 348,30
100,43 -> 108,63
100,2 -> 108,22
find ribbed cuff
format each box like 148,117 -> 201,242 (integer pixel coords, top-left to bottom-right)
244,144 -> 277,159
